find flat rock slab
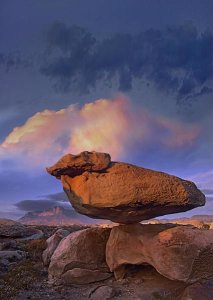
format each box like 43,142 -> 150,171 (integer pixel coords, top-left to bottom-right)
106,223 -> 213,283
47,151 -> 205,223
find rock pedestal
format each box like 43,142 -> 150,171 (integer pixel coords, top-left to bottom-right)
106,223 -> 213,282
45,151 -> 213,287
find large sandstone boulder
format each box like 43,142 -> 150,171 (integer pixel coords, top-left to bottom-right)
48,227 -> 112,285
42,229 -> 70,266
47,151 -> 205,223
106,224 -> 213,283
0,219 -> 38,238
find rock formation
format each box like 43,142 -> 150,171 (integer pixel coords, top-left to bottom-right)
106,223 -> 213,282
48,227 -> 111,284
47,151 -> 205,223
45,151 -> 213,288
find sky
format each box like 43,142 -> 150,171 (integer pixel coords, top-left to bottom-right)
0,0 -> 213,220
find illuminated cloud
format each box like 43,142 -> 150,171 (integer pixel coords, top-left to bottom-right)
0,95 -> 200,170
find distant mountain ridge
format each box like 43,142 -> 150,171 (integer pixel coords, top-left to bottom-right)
18,206 -> 111,226
19,206 -> 89,225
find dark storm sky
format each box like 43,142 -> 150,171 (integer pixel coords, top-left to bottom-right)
0,0 -> 213,219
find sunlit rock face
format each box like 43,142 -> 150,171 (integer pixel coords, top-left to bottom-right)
47,151 -> 205,224
47,151 -> 111,178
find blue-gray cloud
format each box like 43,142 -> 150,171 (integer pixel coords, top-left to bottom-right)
45,192 -> 68,202
40,22 -> 213,100
15,199 -> 61,212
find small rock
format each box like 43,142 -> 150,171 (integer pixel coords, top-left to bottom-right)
0,239 -> 17,250
62,268 -> 111,285
181,282 -> 213,300
0,258 -> 9,272
0,250 -> 26,261
89,285 -> 117,300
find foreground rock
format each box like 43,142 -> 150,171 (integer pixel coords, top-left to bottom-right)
89,285 -> 117,300
47,151 -> 205,223
0,219 -> 38,238
48,227 -> 112,285
0,250 -> 26,261
181,282 -> 213,300
106,224 -> 213,283
42,228 -> 70,266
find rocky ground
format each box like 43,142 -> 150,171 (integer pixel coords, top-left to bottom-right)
1,222 -> 213,300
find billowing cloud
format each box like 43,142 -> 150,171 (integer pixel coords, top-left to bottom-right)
41,22 -> 213,100
0,96 -> 200,170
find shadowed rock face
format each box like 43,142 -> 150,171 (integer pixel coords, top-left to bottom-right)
47,151 -> 205,223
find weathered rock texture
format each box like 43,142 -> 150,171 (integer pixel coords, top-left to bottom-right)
181,282 -> 213,300
42,229 -> 70,266
106,224 -> 213,283
47,151 -> 205,223
48,227 -> 112,285
47,151 -> 111,178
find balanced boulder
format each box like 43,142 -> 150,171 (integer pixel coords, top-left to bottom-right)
47,151 -> 205,223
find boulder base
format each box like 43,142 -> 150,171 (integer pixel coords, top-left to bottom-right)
106,223 -> 213,283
